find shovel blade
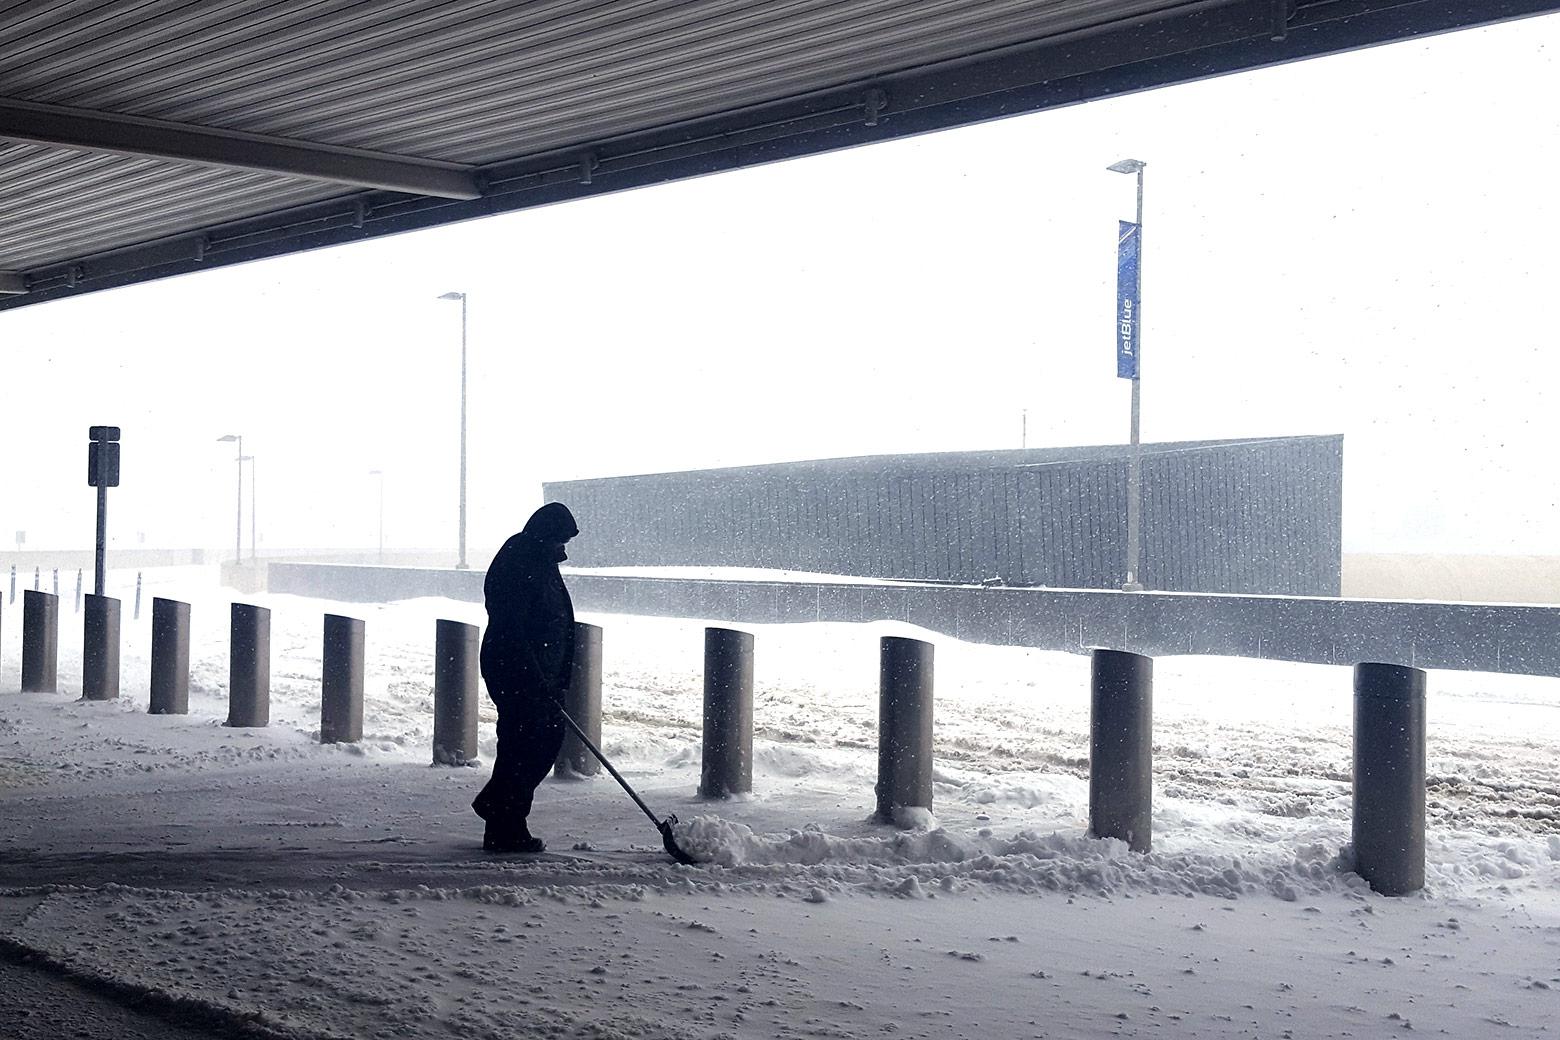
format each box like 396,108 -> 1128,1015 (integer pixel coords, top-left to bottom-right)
658,816 -> 703,866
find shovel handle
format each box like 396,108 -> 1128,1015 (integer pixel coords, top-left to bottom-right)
551,699 -> 664,829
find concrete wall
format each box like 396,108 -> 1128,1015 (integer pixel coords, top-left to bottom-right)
268,562 -> 484,603
266,563 -> 1560,679
1,548 -> 206,570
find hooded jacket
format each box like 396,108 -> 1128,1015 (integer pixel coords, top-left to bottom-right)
480,503 -> 578,696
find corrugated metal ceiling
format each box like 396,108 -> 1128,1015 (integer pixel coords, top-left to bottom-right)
1,0 -> 1553,309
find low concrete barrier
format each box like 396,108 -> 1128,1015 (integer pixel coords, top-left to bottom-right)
265,564 -> 1560,679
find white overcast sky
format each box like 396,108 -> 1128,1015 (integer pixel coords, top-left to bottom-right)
2,12 -> 1558,558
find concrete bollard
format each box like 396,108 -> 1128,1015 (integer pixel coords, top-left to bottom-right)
227,603 -> 271,727
554,622 -> 603,778
700,627 -> 755,799
433,619 -> 479,766
875,636 -> 934,824
1353,662 -> 1427,896
149,598 -> 191,714
21,590 -> 59,693
1089,649 -> 1154,852
82,594 -> 121,701
321,614 -> 365,744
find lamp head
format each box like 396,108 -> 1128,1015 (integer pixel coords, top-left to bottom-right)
1107,159 -> 1146,175
436,291 -> 464,301
216,434 -> 239,443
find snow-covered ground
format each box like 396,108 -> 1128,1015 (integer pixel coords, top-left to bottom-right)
2,566 -> 1559,1038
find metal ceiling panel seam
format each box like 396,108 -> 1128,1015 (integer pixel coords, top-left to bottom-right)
8,0 -> 611,115
5,165 -> 339,255
0,144 -> 345,269
0,0 -> 1198,255
3,1 -> 671,116
2,1 -> 1184,153
0,0 -> 281,78
300,1 -> 1185,162
236,0 -> 1076,152
205,0 -> 935,138
2,0 -> 1556,310
2,0 -> 424,98
5,187 -> 345,269
282,0 -> 1159,141
349,0 -> 1185,159
120,0 -> 660,126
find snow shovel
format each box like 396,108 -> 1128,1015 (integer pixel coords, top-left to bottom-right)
551,701 -> 704,866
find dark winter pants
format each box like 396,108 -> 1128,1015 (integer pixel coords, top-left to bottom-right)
471,693 -> 565,834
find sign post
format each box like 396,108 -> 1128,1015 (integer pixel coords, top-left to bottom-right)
1109,158 -> 1147,591
87,425 -> 121,596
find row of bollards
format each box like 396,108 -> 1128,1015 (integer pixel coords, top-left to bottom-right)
1078,650 -> 1425,895
8,588 -> 1428,895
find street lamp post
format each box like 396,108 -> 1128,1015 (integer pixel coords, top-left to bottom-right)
437,291 -> 469,570
247,454 -> 257,562
368,469 -> 384,563
1108,158 -> 1147,592
216,434 -> 242,563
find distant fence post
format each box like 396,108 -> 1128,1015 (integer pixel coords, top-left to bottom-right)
21,590 -> 58,693
555,622 -> 603,778
8,564 -> 14,603
433,620 -> 479,766
134,572 -> 143,620
700,627 -> 754,799
1089,648 -> 1153,853
875,636 -> 934,824
321,614 -> 365,744
51,568 -> 57,596
150,598 -> 191,714
82,594 -> 121,701
74,569 -> 82,613
1353,662 -> 1427,896
228,603 -> 271,727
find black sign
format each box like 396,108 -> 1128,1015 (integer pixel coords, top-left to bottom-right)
88,441 -> 121,487
89,425 -> 121,442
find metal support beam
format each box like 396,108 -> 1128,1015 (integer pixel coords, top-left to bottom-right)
0,98 -> 481,200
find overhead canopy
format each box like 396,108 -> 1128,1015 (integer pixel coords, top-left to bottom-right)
1,0 -> 1553,311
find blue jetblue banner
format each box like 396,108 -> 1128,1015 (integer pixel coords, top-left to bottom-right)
1116,220 -> 1141,379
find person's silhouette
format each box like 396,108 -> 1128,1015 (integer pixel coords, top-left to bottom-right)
472,502 -> 578,852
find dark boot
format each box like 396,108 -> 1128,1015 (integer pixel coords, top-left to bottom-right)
483,820 -> 546,854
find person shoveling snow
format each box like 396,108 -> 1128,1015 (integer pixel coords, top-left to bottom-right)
471,503 -> 581,855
